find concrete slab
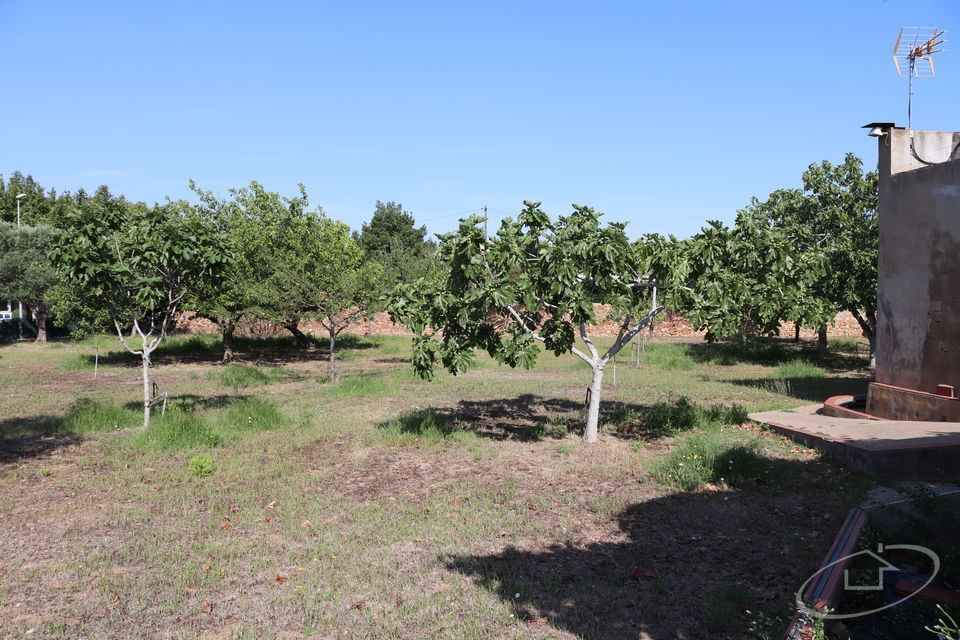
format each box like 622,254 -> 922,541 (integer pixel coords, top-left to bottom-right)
749,406 -> 960,478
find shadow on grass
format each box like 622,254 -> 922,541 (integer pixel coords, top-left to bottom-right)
727,376 -> 871,403
121,394 -> 237,412
0,415 -> 83,463
443,459 -> 862,639
684,337 -> 869,371
66,332 -> 381,367
426,395 -> 746,442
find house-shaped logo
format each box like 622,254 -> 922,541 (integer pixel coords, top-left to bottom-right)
843,544 -> 899,591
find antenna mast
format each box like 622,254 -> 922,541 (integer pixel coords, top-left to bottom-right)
893,27 -> 946,130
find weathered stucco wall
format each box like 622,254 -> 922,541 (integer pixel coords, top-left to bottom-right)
875,128 -> 960,393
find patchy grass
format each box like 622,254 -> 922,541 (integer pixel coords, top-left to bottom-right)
0,333 -> 872,639
213,363 -> 273,388
55,354 -> 96,371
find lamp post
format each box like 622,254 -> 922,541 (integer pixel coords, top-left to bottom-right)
15,193 -> 26,339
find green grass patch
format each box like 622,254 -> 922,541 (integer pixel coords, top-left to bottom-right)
220,397 -> 289,433
689,338 -> 792,366
639,343 -> 696,371
132,410 -> 223,451
187,452 -> 214,477
56,354 -> 96,371
606,397 -> 748,438
775,359 -> 825,379
651,428 -> 776,491
213,364 -> 272,389
60,399 -> 140,434
376,409 -> 474,443
326,375 -> 390,398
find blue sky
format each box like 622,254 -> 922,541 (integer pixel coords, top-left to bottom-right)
1,0 -> 956,239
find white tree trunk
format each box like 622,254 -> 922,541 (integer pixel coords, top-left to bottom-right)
582,364 -> 605,443
142,352 -> 151,429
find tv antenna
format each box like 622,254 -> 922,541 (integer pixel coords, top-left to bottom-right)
893,27 -> 946,130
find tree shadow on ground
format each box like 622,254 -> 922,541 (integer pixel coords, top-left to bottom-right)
121,394 -> 237,412
726,376 -> 871,403
430,395 -> 743,442
75,333 -> 381,367
444,457 -> 856,639
0,415 -> 83,463
684,338 -> 869,372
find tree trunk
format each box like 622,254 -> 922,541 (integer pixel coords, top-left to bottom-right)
285,321 -> 313,349
582,365 -> 605,443
142,352 -> 152,429
328,327 -> 337,381
222,321 -> 236,363
817,325 -> 829,356
793,323 -> 801,343
32,306 -> 48,343
867,333 -> 876,368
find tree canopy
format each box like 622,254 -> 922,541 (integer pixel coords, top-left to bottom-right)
0,222 -> 60,341
390,202 -> 668,442
52,199 -> 231,425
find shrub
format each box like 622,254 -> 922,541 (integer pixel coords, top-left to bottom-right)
134,409 -> 223,451
188,452 -> 214,477
651,429 -> 775,491
60,399 -> 140,434
222,397 -> 289,433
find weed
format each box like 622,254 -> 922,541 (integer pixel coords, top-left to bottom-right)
775,360 -> 825,379
705,585 -> 750,631
221,397 -> 289,433
555,443 -> 572,455
188,453 -> 214,477
133,409 -> 223,451
61,399 -> 140,434
589,493 -> 625,517
650,579 -> 668,595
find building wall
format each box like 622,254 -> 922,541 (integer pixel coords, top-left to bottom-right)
875,128 -> 960,393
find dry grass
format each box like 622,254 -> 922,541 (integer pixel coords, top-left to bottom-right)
0,333 -> 872,639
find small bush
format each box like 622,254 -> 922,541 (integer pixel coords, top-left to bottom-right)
651,429 -> 775,491
134,410 -> 223,451
639,343 -> 696,371
222,397 -> 289,432
377,410 -> 473,443
188,453 -> 214,477
775,360 -> 825,379
61,399 -> 140,434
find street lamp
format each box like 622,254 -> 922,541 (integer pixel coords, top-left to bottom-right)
16,193 -> 25,225
15,193 -> 26,339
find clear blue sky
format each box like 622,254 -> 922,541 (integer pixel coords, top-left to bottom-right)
1,0 -> 956,239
